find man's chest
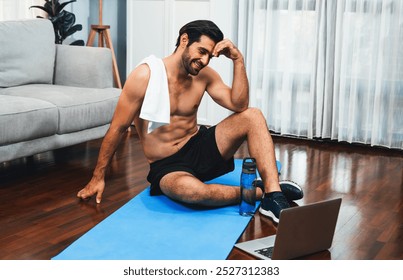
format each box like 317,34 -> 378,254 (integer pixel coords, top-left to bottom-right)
168,80 -> 206,116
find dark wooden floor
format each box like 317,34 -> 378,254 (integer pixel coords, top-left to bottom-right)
0,128 -> 402,260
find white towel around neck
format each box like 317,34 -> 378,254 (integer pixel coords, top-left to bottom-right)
138,55 -> 170,133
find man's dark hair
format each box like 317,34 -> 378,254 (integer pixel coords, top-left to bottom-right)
175,20 -> 224,50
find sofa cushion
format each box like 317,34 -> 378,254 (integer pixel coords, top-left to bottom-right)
54,45 -> 113,88
1,84 -> 121,134
0,95 -> 58,146
0,19 -> 55,87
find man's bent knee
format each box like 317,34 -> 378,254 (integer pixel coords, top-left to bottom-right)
241,107 -> 266,122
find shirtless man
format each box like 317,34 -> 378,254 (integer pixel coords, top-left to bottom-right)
77,20 -> 302,222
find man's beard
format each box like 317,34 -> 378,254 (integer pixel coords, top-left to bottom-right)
182,50 -> 203,76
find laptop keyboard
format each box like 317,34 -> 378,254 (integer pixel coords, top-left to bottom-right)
255,246 -> 274,258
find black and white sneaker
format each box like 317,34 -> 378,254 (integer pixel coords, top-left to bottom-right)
254,179 -> 303,201
279,180 -> 303,201
259,192 -> 290,223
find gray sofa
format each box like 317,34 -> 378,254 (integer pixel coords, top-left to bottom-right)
0,19 -> 121,162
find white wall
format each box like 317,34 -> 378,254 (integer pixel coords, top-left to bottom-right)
126,0 -> 237,125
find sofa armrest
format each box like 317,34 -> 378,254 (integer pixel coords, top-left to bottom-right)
54,45 -> 113,88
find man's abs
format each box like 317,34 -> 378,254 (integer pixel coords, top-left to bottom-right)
134,116 -> 199,163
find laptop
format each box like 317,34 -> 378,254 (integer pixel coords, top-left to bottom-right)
235,198 -> 342,260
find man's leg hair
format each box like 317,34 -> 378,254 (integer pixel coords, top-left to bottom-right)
160,171 -> 241,206
215,107 -> 281,194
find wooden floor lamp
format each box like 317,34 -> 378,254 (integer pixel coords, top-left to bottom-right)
86,0 -> 122,89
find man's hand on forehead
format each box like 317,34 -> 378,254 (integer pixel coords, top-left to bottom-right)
212,39 -> 242,61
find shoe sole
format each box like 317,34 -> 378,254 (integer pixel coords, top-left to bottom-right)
279,180 -> 303,200
259,207 -> 279,223
280,180 -> 302,190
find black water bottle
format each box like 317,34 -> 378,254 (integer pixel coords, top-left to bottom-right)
239,157 -> 257,216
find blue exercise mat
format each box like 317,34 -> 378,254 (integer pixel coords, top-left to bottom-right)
53,159 -> 281,260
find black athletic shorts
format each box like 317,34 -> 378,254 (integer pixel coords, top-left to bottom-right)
147,125 -> 235,196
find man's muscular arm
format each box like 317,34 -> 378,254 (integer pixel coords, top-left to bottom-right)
206,39 -> 249,112
77,65 -> 150,203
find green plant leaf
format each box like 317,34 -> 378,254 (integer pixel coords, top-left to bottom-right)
59,11 -> 75,39
30,0 -> 82,44
29,5 -> 52,15
44,1 -> 56,16
70,39 -> 85,46
64,24 -> 82,38
57,0 -> 77,14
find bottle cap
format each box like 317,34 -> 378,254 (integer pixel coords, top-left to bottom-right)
242,157 -> 256,174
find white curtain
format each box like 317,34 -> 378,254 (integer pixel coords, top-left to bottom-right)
0,0 -> 44,21
238,0 -> 402,149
